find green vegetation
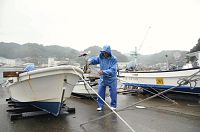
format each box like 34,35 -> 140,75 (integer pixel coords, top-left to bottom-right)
190,38 -> 200,53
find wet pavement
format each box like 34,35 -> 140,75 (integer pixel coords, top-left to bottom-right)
1,85 -> 200,132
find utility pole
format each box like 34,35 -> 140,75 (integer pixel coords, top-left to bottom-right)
165,54 -> 169,70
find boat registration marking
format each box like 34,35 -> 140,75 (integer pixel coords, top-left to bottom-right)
156,77 -> 164,85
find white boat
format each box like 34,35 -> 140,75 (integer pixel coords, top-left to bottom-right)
6,65 -> 83,116
72,80 -> 98,97
72,72 -> 100,97
120,51 -> 200,94
120,68 -> 200,94
72,77 -> 123,97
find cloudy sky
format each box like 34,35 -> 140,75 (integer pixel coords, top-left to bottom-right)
0,0 -> 200,54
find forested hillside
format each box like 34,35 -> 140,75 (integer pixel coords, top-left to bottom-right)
0,42 -> 128,63
190,38 -> 200,53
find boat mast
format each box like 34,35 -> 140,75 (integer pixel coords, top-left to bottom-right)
130,26 -> 151,68
130,46 -> 138,65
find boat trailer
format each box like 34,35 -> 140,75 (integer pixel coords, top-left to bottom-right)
6,98 -> 75,121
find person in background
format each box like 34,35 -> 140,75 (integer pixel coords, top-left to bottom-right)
88,45 -> 118,111
24,63 -> 35,72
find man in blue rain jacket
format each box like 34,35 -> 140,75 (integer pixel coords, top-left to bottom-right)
88,45 -> 118,111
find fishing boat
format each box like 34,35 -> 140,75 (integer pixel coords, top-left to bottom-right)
4,65 -> 83,116
72,66 -> 100,97
72,80 -> 98,97
119,50 -> 200,94
72,73 -> 124,97
120,67 -> 200,94
72,73 -> 102,97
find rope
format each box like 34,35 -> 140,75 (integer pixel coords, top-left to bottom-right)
81,75 -> 97,101
81,85 -> 181,124
78,68 -> 200,128
83,66 -> 110,99
87,66 -> 178,106
72,67 -> 136,132
78,63 -> 200,131
117,77 -> 177,104
177,69 -> 200,89
142,88 -> 178,104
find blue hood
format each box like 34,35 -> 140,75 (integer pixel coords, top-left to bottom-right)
100,45 -> 112,58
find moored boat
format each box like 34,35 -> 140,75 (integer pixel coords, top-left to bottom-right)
72,80 -> 98,97
120,68 -> 200,94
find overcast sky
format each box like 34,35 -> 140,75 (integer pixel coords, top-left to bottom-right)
0,0 -> 200,55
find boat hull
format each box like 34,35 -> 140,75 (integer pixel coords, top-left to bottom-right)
120,68 -> 200,94
8,66 -> 83,116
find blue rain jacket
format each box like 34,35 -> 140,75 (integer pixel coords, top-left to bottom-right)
88,45 -> 118,108
24,64 -> 35,72
88,45 -> 118,84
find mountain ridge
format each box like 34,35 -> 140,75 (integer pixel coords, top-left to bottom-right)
0,42 -> 189,66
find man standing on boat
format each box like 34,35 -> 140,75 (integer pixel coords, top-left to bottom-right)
88,45 -> 118,111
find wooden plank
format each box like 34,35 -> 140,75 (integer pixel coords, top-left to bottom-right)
3,71 -> 24,78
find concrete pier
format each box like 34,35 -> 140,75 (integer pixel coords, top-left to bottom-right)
1,86 -> 200,132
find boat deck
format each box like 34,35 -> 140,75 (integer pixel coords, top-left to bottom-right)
1,86 -> 200,132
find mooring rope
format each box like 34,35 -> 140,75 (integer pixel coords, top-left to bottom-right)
81,74 -> 97,101
141,88 -> 178,104
177,69 -> 200,89
89,66 -> 177,104
117,77 -> 178,104
80,84 -> 181,127
72,66 -> 136,132
75,67 -> 200,131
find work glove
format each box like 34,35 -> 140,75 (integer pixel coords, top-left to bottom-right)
98,70 -> 104,76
